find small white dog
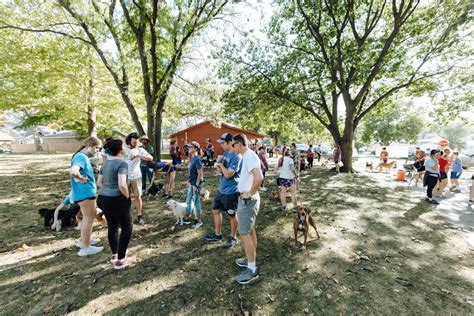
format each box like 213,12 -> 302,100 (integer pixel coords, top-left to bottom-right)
166,199 -> 189,225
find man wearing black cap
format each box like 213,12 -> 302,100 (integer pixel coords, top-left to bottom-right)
204,133 -> 242,248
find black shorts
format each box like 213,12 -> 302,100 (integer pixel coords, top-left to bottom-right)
212,191 -> 239,216
75,196 -> 96,203
439,172 -> 448,180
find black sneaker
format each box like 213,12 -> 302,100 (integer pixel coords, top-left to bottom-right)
431,199 -> 440,205
205,232 -> 223,242
182,218 -> 192,225
223,236 -> 238,248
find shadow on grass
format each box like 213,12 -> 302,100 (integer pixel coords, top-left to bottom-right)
0,156 -> 472,314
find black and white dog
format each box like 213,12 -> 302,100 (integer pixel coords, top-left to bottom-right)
38,204 -> 80,229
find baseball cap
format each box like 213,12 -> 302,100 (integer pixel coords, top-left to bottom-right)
217,133 -> 233,144
186,141 -> 200,149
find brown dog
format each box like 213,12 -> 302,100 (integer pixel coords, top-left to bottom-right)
377,161 -> 396,173
293,206 -> 320,250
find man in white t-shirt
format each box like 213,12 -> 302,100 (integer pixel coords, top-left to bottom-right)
124,133 -> 153,225
232,134 -> 263,285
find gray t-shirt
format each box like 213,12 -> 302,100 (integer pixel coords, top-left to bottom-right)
99,159 -> 128,197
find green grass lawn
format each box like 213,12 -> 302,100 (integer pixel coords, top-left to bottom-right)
0,153 -> 472,314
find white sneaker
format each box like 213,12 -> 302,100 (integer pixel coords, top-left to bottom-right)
259,187 -> 267,192
78,245 -> 104,256
192,221 -> 203,229
76,238 -> 101,248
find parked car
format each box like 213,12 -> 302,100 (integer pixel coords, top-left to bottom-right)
459,153 -> 474,169
295,144 -> 309,153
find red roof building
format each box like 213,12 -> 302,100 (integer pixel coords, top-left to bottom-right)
169,121 -> 268,155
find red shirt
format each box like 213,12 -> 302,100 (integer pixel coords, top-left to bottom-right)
438,157 -> 448,173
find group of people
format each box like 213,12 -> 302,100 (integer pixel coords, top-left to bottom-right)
416,147 -> 465,205
64,132 -> 264,284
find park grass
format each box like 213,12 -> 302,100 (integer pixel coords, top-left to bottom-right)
0,153 -> 473,315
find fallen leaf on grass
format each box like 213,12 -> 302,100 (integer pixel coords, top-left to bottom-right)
395,277 -> 413,287
15,244 -> 30,252
42,305 -> 53,314
266,293 -> 277,303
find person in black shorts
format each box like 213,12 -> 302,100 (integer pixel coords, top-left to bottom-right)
204,133 -> 243,248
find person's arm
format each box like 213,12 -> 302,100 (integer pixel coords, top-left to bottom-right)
241,168 -> 263,199
138,148 -> 153,161
194,167 -> 203,193
118,174 -> 129,198
51,202 -> 65,229
97,174 -> 104,188
218,164 -> 236,179
70,165 -> 87,183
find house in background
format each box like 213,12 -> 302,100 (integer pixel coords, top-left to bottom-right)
0,131 -> 14,151
169,121 -> 268,156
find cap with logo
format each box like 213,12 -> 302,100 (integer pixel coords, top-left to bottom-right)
217,133 -> 233,144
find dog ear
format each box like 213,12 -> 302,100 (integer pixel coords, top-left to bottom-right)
302,206 -> 311,214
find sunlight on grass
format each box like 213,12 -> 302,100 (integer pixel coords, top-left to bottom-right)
72,273 -> 186,314
0,262 -> 68,287
0,238 -> 76,269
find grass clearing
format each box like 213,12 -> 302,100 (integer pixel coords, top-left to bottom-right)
0,153 -> 473,314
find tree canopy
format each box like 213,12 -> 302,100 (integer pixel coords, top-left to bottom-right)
218,0 -> 471,170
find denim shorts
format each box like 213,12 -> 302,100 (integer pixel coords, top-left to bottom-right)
450,171 -> 461,179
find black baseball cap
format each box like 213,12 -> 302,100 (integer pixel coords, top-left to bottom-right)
217,133 -> 233,144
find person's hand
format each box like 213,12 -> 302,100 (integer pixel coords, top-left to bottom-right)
79,175 -> 88,184
193,185 -> 198,193
240,192 -> 251,200
51,222 -> 57,230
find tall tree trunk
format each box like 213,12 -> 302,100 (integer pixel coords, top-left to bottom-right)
85,76 -> 97,137
87,104 -> 97,137
154,103 -> 164,161
340,136 -> 353,172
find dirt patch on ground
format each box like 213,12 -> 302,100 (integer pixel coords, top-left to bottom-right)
0,154 -> 473,314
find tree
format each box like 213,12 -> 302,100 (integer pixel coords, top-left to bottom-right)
433,121 -> 471,151
357,99 -> 424,147
0,26 -> 129,137
218,0 -> 470,171
1,0 -> 230,158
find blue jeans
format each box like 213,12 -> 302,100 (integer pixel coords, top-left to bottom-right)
141,166 -> 153,192
186,182 -> 202,216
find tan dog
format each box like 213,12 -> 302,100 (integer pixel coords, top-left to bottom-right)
293,206 -> 320,250
377,161 -> 396,173
408,169 -> 424,186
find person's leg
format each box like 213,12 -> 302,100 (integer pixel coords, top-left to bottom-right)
195,184 -> 202,221
230,215 -> 238,238
213,209 -> 222,235
185,185 -> 194,219
140,166 -> 147,192
79,199 -> 96,248
280,186 -> 287,208
335,162 -> 340,173
99,196 -> 119,255
167,171 -> 176,196
426,177 -> 436,199
134,196 -> 142,216
116,196 -> 133,260
240,232 -> 256,263
290,184 -> 297,207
